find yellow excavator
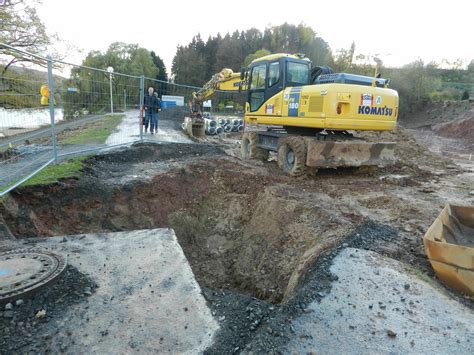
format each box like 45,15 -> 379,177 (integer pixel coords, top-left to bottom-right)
190,53 -> 399,176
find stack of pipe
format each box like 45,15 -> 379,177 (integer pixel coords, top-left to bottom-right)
203,116 -> 244,135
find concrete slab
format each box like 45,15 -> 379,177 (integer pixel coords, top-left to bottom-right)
286,248 -> 474,354
5,229 -> 218,353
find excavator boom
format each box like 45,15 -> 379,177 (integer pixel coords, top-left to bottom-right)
192,68 -> 244,104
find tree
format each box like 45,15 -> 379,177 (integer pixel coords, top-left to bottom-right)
0,0 -> 55,73
331,42 -> 356,72
62,43 -> 159,117
171,43 -> 208,86
150,51 -> 168,81
387,60 -> 442,114
171,23 -> 333,85
215,31 -> 245,72
468,60 -> 474,72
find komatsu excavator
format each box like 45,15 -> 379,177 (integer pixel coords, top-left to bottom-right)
190,53 -> 399,176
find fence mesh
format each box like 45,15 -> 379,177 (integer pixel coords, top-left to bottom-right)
0,44 -> 244,195
0,51 -> 56,192
53,63 -> 143,153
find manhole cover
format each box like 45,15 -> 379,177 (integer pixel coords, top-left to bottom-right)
0,249 -> 67,304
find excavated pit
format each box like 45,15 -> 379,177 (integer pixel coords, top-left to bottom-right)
0,143 -> 359,304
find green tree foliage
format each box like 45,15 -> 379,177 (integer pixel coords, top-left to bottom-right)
385,60 -> 442,114
0,0 -> 55,72
171,23 -> 332,86
330,42 -> 356,72
80,42 -> 158,78
468,60 -> 474,73
215,31 -> 246,73
171,35 -> 208,86
150,51 -> 168,81
62,42 -> 159,118
149,51 -> 168,98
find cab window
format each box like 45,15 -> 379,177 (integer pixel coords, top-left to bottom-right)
250,63 -> 266,89
287,62 -> 309,86
268,62 -> 280,88
250,92 -> 265,112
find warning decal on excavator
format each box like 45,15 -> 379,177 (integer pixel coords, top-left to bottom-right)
265,104 -> 274,114
361,94 -> 373,106
288,87 -> 302,117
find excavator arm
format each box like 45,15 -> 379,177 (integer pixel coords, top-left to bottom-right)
192,68 -> 245,105
184,68 -> 246,136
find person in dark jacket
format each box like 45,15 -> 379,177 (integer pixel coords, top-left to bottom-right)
153,91 -> 161,132
143,87 -> 160,134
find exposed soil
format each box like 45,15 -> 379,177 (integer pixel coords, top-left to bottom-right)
436,116 -> 474,145
1,126 -> 471,304
399,100 -> 473,129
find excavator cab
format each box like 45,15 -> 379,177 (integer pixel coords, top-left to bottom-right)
246,54 -> 311,112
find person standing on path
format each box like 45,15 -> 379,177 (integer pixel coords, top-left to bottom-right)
143,87 -> 159,134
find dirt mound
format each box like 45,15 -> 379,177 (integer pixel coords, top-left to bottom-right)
400,101 -> 473,129
435,116 -> 474,143
89,142 -> 224,164
359,127 -> 458,174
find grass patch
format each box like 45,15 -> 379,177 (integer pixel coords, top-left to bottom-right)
59,114 -> 124,145
19,155 -> 90,187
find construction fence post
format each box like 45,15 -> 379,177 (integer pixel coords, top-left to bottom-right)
139,75 -> 144,141
47,56 -> 58,163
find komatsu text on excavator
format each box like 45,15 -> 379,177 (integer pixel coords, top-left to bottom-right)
189,53 -> 399,176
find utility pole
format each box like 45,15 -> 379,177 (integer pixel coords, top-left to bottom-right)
107,66 -> 114,113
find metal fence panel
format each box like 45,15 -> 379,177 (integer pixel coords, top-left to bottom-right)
0,49 -> 56,194
52,61 -> 142,158
0,43 -> 246,195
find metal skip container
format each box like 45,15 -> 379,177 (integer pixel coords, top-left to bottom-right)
423,204 -> 474,296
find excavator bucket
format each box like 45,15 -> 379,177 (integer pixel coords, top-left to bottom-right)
305,140 -> 396,168
423,204 -> 474,296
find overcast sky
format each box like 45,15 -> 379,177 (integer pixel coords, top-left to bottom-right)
38,0 -> 474,73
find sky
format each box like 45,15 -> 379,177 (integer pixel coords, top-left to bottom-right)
37,0 -> 474,73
